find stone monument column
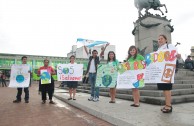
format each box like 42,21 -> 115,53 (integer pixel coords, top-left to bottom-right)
132,15 -> 174,55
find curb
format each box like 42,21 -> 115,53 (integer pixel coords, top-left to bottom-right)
54,94 -> 135,126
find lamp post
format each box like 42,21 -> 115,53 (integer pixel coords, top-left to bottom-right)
175,42 -> 181,47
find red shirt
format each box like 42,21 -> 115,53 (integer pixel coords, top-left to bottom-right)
38,66 -> 55,75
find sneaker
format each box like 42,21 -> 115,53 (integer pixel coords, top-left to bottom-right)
42,100 -> 46,104
13,100 -> 21,103
49,100 -> 55,104
88,96 -> 93,101
93,97 -> 99,102
25,100 -> 29,103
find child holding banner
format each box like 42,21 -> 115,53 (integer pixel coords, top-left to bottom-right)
127,46 -> 145,107
38,59 -> 56,104
107,51 -> 119,103
67,55 -> 78,100
157,35 -> 177,113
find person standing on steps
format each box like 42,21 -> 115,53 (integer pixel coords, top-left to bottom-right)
84,43 -> 109,102
106,51 -> 119,103
127,46 -> 145,107
67,55 -> 78,100
157,34 -> 177,113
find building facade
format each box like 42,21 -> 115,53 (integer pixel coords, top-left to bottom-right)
67,45 -> 116,60
0,53 -> 106,80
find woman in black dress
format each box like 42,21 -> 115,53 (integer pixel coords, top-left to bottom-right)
157,34 -> 177,113
67,55 -> 78,100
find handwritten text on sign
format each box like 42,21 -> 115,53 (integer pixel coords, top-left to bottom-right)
57,64 -> 83,81
117,60 -> 145,89
144,49 -> 177,83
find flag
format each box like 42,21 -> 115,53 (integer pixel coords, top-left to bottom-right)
77,38 -> 108,48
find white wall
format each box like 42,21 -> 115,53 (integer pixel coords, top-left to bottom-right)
67,45 -> 116,60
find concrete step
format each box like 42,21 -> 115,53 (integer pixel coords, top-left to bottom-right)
76,89 -> 194,105
176,69 -> 194,76
77,84 -> 194,90
174,80 -> 194,84
79,80 -> 194,86
76,87 -> 194,97
175,76 -> 194,80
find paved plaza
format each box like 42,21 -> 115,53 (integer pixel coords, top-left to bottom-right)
55,88 -> 194,126
0,83 -> 111,126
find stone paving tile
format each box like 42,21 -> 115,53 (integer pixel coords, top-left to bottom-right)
0,83 -> 112,126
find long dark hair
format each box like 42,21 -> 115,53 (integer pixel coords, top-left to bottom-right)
107,51 -> 116,63
127,46 -> 138,60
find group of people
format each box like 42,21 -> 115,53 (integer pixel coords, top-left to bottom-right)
13,56 -> 55,104
80,34 -> 175,113
12,34 -> 177,114
176,53 -> 194,71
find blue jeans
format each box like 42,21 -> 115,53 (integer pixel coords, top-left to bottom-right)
89,73 -> 99,98
186,63 -> 194,70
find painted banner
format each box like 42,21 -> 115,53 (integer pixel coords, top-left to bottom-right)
96,64 -> 118,88
57,64 -> 83,81
77,38 -> 108,48
144,49 -> 177,83
41,70 -> 51,84
9,64 -> 30,88
117,61 -> 146,89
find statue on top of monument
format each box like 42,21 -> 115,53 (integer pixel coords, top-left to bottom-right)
134,0 -> 168,18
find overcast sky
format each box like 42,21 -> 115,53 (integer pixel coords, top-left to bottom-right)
0,0 -> 193,61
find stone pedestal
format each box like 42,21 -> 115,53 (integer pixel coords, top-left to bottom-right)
132,15 -> 174,55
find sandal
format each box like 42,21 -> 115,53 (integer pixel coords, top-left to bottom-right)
73,98 -> 76,100
162,105 -> 173,113
109,101 -> 115,103
161,106 -> 166,111
68,98 -> 72,100
130,104 -> 140,107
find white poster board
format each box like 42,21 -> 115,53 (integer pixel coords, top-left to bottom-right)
57,64 -> 83,81
144,49 -> 177,83
9,64 -> 30,88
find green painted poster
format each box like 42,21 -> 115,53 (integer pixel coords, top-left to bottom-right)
96,64 -> 118,88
